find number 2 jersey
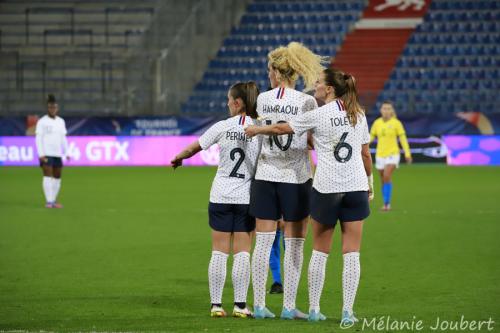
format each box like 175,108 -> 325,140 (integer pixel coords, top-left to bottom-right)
289,99 -> 370,194
255,87 -> 318,184
199,115 -> 262,204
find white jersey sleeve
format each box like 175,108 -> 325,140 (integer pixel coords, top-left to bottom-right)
302,97 -> 318,113
199,120 -> 226,150
254,87 -> 317,184
35,118 -> 45,157
289,108 -> 318,137
61,119 -> 68,158
203,115 -> 261,204
362,116 -> 370,144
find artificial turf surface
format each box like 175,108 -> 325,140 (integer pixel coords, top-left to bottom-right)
0,165 -> 499,332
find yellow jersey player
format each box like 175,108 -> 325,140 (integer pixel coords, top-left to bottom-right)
370,101 -> 412,211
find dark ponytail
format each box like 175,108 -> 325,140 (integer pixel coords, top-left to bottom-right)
324,68 -> 365,126
229,81 -> 260,119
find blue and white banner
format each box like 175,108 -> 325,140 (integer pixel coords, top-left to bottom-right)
1,113 -> 500,136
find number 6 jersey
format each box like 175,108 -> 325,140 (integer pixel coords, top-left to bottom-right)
199,115 -> 262,204
289,99 -> 371,194
255,87 -> 318,184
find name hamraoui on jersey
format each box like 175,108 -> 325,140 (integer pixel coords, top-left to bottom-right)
255,86 -> 318,184
199,115 -> 261,205
289,99 -> 370,194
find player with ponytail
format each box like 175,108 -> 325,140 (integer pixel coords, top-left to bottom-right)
171,81 -> 261,318
246,67 -> 373,324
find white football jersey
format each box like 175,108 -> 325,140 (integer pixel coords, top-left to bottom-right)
35,115 -> 68,158
289,99 -> 370,194
199,115 -> 261,204
254,87 -> 318,184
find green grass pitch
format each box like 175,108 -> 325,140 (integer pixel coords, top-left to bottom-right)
1,165 -> 499,332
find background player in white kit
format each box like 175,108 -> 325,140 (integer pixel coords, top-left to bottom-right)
245,68 -> 374,325
35,94 -> 69,208
171,82 -> 261,318
248,42 -> 325,320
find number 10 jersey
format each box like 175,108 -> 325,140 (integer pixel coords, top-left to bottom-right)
289,99 -> 371,194
255,87 -> 318,184
199,115 -> 262,204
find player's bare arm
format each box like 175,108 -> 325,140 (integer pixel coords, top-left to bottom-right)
244,123 -> 293,137
171,141 -> 202,169
361,143 -> 374,200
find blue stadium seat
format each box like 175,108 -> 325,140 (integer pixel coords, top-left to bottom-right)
378,0 -> 499,115
183,0 -> 366,113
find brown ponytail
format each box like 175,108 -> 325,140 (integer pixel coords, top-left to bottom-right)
323,68 -> 365,126
229,81 -> 260,119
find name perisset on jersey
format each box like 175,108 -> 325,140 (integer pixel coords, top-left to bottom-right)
226,131 -> 253,142
262,104 -> 299,115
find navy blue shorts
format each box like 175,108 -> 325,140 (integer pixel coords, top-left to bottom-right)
310,188 -> 370,226
208,202 -> 255,233
40,156 -> 63,168
249,179 -> 312,222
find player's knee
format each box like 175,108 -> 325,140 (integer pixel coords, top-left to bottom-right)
284,220 -> 308,238
212,248 -> 230,255
233,243 -> 251,254
342,246 -> 360,254
313,245 -> 330,254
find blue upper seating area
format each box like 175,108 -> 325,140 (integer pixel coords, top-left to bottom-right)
182,0 -> 367,114
377,0 -> 500,115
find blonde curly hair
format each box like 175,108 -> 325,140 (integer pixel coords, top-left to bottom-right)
268,42 -> 327,90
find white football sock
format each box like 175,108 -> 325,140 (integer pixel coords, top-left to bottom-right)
251,231 -> 275,308
342,252 -> 360,313
232,251 -> 250,304
52,178 -> 61,202
208,251 -> 228,305
283,238 -> 305,310
308,250 -> 329,312
42,176 -> 53,203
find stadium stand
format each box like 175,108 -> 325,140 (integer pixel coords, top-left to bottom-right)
0,0 -> 249,116
181,0 -> 367,114
376,0 -> 500,115
0,0 -> 159,114
2,0 -> 498,117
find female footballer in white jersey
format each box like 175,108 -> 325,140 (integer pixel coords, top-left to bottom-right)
246,68 -> 373,325
249,42 -> 324,320
171,82 -> 261,318
36,94 -> 69,208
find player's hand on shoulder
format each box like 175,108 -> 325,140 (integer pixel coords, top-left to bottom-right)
244,125 -> 258,138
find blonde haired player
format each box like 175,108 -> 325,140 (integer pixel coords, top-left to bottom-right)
246,67 -> 374,325
370,101 -> 412,211
249,42 -> 325,320
36,94 -> 69,208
